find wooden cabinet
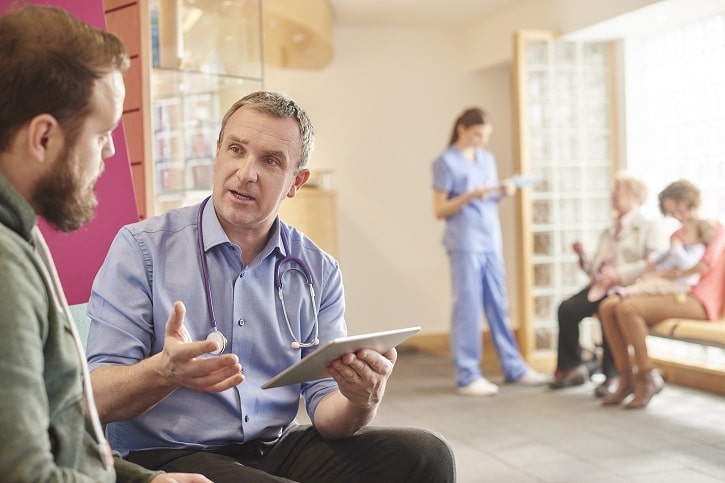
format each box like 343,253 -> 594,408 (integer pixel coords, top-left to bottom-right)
105,0 -> 264,217
279,188 -> 338,258
104,0 -> 151,218
150,0 -> 263,215
103,1 -> 337,257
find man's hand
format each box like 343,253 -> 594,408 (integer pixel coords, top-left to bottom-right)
327,347 -> 397,409
313,348 -> 397,439
91,301 -> 244,422
151,473 -> 213,483
159,301 -> 244,392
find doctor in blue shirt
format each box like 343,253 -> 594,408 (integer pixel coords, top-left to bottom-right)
87,91 -> 454,482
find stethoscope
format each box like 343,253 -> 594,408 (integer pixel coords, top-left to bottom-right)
197,197 -> 320,354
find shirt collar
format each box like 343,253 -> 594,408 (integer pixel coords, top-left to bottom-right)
200,198 -> 286,263
267,218 -> 285,258
198,197 -> 228,253
249,218 -> 285,269
0,171 -> 37,244
617,208 -> 639,230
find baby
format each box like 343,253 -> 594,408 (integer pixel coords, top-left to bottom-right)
610,218 -> 715,299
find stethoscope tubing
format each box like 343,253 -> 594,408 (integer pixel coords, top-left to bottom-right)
198,197 -> 219,330
197,196 -> 319,352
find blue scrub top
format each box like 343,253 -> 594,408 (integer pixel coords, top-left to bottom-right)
432,146 -> 503,254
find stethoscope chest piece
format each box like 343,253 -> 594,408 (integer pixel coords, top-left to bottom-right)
206,329 -> 227,355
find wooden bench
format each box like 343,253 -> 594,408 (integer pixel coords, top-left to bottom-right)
646,286 -> 725,396
649,318 -> 725,349
648,275 -> 725,349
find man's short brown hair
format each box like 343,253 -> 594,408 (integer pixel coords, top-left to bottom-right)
0,5 -> 130,152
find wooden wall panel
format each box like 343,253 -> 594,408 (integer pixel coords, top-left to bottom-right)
104,2 -> 140,55
103,0 -> 135,10
122,57 -> 142,111
130,163 -> 147,214
105,0 -> 149,219
123,110 -> 144,163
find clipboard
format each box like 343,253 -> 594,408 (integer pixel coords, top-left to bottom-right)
262,326 -> 421,389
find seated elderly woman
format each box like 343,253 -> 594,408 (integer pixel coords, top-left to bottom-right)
598,180 -> 725,409
550,173 -> 670,397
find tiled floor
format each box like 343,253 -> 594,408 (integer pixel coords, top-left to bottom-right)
304,348 -> 725,482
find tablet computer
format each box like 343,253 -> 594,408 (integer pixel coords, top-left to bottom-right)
513,175 -> 535,188
261,326 -> 421,389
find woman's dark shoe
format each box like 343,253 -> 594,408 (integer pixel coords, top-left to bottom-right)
549,365 -> 588,389
625,369 -> 664,409
602,371 -> 634,406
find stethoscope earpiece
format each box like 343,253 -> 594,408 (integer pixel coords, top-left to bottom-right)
290,338 -> 319,350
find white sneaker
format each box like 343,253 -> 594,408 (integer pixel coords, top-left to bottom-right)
457,377 -> 499,396
512,368 -> 550,386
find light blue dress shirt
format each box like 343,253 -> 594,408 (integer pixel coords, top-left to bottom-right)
432,146 -> 503,254
86,199 -> 345,455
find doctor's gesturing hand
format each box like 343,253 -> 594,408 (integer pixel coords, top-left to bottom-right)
159,301 -> 244,392
90,300 -> 244,423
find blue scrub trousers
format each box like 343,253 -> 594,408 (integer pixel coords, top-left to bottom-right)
449,251 -> 528,386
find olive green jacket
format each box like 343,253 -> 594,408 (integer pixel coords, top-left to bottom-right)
0,172 -> 159,482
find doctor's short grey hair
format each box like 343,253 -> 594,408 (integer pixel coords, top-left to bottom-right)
217,91 -> 315,170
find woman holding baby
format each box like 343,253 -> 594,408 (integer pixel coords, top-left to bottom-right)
599,180 -> 725,408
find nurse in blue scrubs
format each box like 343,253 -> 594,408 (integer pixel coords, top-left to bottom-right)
432,107 -> 548,396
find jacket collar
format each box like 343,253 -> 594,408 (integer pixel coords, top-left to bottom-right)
0,171 -> 37,244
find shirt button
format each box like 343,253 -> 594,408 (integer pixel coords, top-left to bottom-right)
238,319 -> 245,326
244,415 -> 249,422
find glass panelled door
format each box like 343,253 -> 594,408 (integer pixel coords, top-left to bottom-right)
513,31 -> 617,362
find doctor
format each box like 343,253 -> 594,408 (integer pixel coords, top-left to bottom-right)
86,91 -> 455,482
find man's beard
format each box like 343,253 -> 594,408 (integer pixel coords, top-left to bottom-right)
35,144 -> 100,233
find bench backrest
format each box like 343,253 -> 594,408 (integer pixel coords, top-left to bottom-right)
719,250 -> 725,320
69,302 -> 91,350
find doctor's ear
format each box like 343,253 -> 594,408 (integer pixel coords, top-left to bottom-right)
287,168 -> 310,198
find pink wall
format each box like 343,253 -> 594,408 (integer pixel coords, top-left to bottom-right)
0,0 -> 140,304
